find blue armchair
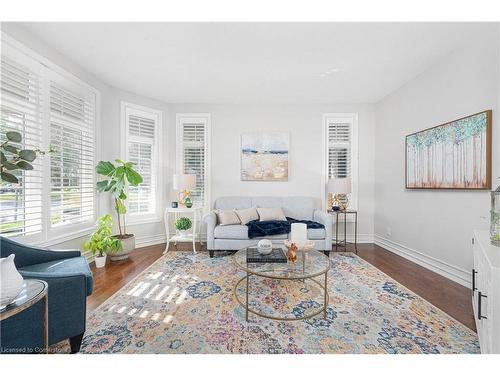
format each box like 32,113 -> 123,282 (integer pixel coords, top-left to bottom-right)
0,236 -> 93,353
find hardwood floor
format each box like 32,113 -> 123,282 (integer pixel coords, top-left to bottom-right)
88,242 -> 476,331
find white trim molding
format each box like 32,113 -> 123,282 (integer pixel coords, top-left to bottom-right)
374,235 -> 471,288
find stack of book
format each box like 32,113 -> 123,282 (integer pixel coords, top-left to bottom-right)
246,247 -> 287,263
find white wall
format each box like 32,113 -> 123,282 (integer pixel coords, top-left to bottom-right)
374,30 -> 500,287
168,104 -> 376,241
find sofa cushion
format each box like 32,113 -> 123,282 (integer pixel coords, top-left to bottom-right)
235,207 -> 259,225
214,225 -> 249,239
214,225 -> 288,240
307,228 -> 326,240
215,197 -> 252,211
216,210 -> 241,225
257,207 -> 286,221
20,256 -> 93,296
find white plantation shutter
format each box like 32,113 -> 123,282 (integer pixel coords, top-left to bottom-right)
327,121 -> 351,179
0,57 -> 43,237
123,103 -> 160,218
176,114 -> 210,209
323,114 -> 358,210
49,82 -> 95,227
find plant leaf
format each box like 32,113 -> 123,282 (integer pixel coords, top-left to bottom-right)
96,180 -> 109,192
18,149 -> 37,162
16,161 -> 34,170
119,191 -> 127,200
115,199 -> 127,214
3,145 -> 19,154
1,171 -> 19,183
96,161 -> 115,176
6,131 -> 22,143
0,151 -> 6,163
125,167 -> 143,186
2,161 -> 17,170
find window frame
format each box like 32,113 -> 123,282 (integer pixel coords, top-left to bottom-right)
175,113 -> 211,213
120,101 -> 163,225
321,113 -> 359,212
1,32 -> 101,247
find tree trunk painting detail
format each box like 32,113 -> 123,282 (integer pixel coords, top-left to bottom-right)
406,111 -> 491,189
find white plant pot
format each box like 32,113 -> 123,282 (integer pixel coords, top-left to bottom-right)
94,254 -> 107,268
177,229 -> 190,238
110,234 -> 135,261
0,254 -> 24,309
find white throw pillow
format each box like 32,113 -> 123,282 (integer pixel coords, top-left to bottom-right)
235,207 -> 259,225
257,207 -> 287,222
216,210 -> 241,225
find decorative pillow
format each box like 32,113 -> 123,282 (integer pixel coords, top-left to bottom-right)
216,210 -> 241,225
235,207 -> 259,225
257,207 -> 287,222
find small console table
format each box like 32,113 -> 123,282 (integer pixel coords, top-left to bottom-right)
164,206 -> 204,254
328,209 -> 358,254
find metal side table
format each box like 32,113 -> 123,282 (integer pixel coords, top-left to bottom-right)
0,279 -> 48,353
328,209 -> 358,254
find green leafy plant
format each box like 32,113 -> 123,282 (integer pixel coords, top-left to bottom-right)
83,214 -> 123,257
95,160 -> 143,238
1,130 -> 53,183
175,217 -> 192,231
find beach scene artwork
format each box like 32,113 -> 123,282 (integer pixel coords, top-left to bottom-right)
241,132 -> 289,181
406,110 -> 491,189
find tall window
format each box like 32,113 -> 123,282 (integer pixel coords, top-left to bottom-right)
0,57 -> 43,237
121,102 -> 161,221
176,113 -> 210,211
0,36 -> 98,242
50,82 -> 95,227
323,113 -> 358,209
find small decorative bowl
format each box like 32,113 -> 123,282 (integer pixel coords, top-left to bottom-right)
257,239 -> 273,255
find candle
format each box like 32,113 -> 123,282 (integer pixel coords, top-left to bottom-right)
291,223 -> 307,247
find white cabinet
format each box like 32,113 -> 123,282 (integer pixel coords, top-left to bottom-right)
472,230 -> 500,353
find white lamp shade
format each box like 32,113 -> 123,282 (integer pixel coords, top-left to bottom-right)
327,178 -> 352,194
173,174 -> 197,190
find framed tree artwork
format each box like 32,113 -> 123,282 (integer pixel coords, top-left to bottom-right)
405,110 -> 492,190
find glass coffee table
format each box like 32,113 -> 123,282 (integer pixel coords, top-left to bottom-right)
233,246 -> 330,322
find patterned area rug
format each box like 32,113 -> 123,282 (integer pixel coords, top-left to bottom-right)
78,252 -> 479,354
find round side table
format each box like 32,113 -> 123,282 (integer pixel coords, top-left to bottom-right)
0,279 -> 48,353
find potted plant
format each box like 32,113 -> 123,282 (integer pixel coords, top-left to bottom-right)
83,214 -> 122,268
95,160 -> 143,261
175,217 -> 192,238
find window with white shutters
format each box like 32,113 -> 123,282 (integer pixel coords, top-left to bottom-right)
0,57 -> 43,237
49,83 -> 95,227
323,113 -> 358,209
176,114 -> 210,210
1,34 -> 99,243
122,103 -> 161,219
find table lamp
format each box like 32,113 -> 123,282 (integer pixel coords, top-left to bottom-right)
173,173 -> 196,207
327,178 -> 352,211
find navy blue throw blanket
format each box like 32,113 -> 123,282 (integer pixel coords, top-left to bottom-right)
246,217 -> 324,239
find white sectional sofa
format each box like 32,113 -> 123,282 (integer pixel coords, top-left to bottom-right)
204,196 -> 332,257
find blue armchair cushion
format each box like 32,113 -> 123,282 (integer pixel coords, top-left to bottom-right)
20,257 -> 93,296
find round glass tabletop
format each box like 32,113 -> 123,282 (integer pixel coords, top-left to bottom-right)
233,246 -> 330,279
0,279 -> 47,318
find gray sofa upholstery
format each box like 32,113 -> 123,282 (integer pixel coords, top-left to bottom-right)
204,196 -> 332,256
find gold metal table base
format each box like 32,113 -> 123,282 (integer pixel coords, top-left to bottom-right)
233,272 -> 329,322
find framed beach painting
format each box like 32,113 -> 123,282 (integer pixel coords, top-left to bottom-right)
405,110 -> 492,190
241,132 -> 289,181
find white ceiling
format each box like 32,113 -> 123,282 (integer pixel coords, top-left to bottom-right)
14,22 -> 496,104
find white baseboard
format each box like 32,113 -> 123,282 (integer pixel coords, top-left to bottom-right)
333,233 -> 374,243
374,235 -> 471,288
135,234 -> 167,249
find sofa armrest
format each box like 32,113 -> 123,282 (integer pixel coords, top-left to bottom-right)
0,236 -> 81,268
203,211 -> 217,250
313,210 -> 333,249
